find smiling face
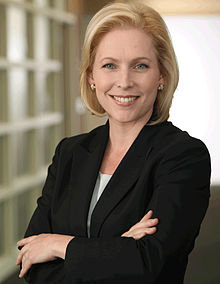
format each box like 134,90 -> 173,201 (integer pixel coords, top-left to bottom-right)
88,27 -> 164,126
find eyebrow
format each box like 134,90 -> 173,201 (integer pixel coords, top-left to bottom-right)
100,57 -> 152,63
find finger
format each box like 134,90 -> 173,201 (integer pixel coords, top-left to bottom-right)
19,256 -> 32,278
16,251 -> 26,266
131,226 -> 157,236
145,227 -> 157,235
142,218 -> 159,227
16,245 -> 29,265
132,232 -> 146,240
121,215 -> 158,238
122,227 -> 157,239
140,210 -> 153,222
132,232 -> 148,240
142,218 -> 158,226
17,235 -> 37,247
129,218 -> 158,233
16,253 -> 23,266
130,227 -> 157,239
121,232 -> 129,237
129,219 -> 151,231
121,230 -> 133,237
123,231 -> 145,240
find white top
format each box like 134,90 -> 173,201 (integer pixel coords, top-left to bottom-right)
87,172 -> 112,237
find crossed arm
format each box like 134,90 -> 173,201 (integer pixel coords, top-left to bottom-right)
16,136 -> 211,283
16,210 -> 158,278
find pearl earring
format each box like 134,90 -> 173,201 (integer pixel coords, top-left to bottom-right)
90,83 -> 96,91
158,84 -> 164,91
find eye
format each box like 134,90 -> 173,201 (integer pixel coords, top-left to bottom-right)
102,63 -> 116,69
135,64 -> 149,70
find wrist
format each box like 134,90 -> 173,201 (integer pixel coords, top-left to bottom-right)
52,234 -> 74,260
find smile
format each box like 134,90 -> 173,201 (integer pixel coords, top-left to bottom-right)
111,95 -> 138,104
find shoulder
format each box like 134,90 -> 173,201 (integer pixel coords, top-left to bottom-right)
149,121 -> 211,177
55,124 -> 107,156
152,121 -> 210,156
151,121 -> 211,182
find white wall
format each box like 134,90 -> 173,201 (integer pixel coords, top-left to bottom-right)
164,15 -> 220,185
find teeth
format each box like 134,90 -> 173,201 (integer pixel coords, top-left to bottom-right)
113,96 -> 137,103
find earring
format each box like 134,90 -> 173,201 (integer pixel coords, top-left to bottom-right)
90,83 -> 96,91
158,84 -> 164,91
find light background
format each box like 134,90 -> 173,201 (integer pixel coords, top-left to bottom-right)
165,15 -> 220,185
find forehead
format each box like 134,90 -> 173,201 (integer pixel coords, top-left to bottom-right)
94,27 -> 157,61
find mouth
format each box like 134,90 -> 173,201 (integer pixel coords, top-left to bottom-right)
109,95 -> 138,105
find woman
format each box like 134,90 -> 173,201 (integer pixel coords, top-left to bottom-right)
16,1 -> 211,283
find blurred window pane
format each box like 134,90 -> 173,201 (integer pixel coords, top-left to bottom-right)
0,5 -> 6,57
0,202 -> 4,255
7,6 -> 27,61
34,15 -> 49,60
0,136 -> 4,186
0,70 -> 7,122
54,0 -> 66,11
39,126 -> 55,166
14,191 -> 31,241
8,68 -> 28,121
35,71 -> 55,113
34,0 -> 49,7
14,132 -> 30,177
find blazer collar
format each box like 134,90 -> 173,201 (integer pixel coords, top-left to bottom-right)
68,122 -> 109,236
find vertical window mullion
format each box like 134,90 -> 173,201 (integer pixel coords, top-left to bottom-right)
4,198 -> 14,256
50,21 -> 63,117
0,5 -> 8,123
1,135 -> 10,187
0,5 -> 7,57
0,70 -> 8,123
0,201 -> 5,256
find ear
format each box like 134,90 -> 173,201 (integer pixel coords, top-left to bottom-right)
87,72 -> 95,85
159,74 -> 165,85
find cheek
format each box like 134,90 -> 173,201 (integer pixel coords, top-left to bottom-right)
94,72 -> 115,91
142,76 -> 159,94
96,80 -> 110,91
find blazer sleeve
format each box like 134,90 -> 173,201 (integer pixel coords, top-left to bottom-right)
63,138 -> 211,283
23,138 -> 69,284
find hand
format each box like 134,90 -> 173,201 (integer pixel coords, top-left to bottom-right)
16,233 -> 74,278
121,210 -> 158,240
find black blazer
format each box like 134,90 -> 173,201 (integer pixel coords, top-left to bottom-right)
24,121 -> 211,284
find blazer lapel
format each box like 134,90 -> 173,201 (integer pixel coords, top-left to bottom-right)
68,123 -> 109,236
90,123 -> 162,237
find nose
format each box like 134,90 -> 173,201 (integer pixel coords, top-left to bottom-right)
116,69 -> 133,89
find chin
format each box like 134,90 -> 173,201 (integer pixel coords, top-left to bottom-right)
109,110 -> 151,125
110,115 -> 139,124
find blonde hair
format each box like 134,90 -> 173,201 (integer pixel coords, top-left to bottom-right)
80,1 -> 179,124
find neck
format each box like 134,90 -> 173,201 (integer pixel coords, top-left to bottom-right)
108,117 -> 150,153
